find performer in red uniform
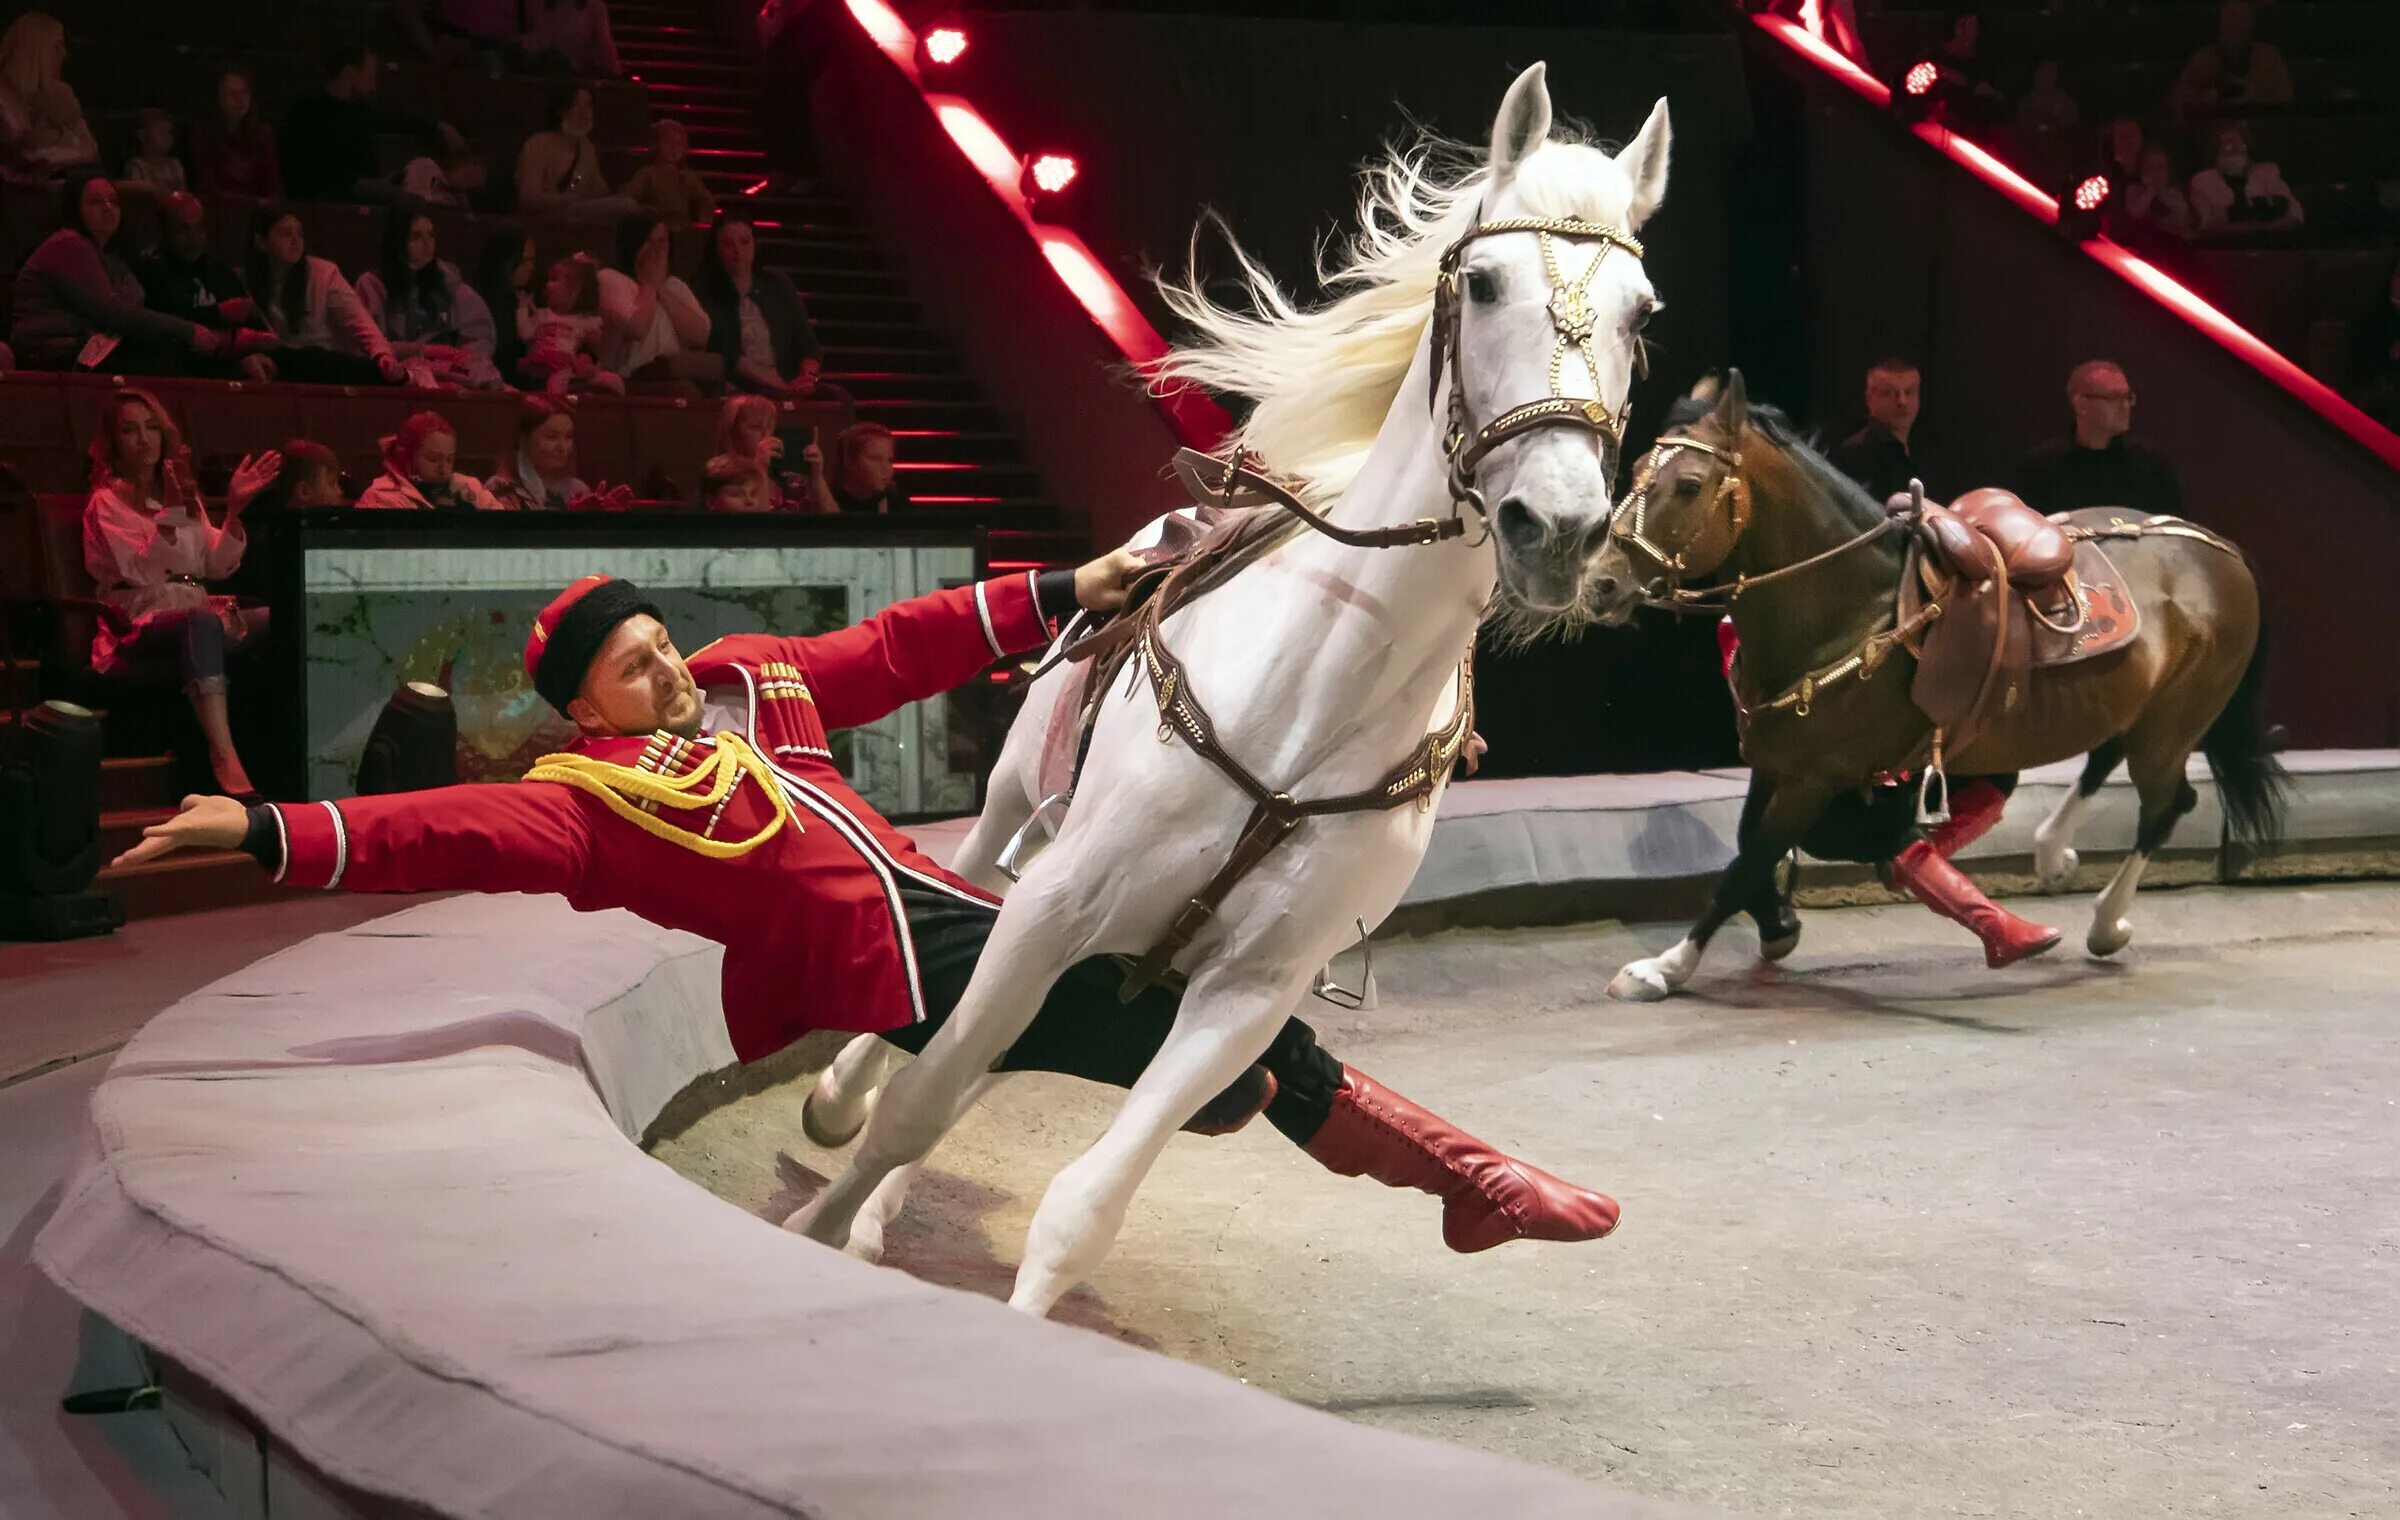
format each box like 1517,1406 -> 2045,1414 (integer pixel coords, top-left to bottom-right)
1717,616 -> 2058,967
123,561 -> 1620,1255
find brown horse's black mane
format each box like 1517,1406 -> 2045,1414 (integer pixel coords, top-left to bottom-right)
1662,395 -> 1893,539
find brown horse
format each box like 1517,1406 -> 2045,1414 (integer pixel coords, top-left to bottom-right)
1585,371 -> 2286,1000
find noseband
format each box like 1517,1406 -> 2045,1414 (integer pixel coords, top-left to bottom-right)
1608,433 -> 1750,584
1428,217 -> 1647,532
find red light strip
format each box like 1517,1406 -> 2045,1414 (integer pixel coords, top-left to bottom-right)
1751,13 -> 2400,472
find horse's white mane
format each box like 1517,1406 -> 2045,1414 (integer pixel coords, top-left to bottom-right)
1151,128 -> 1644,509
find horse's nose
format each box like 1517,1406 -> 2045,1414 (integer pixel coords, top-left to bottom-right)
1494,496 -> 1547,558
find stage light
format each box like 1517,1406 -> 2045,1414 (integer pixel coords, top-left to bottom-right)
1027,153 -> 1077,195
1904,61 -> 1938,96
922,26 -> 966,64
2058,171 -> 2113,241
355,681 -> 458,797
1893,59 -> 1941,124
0,700 -> 121,940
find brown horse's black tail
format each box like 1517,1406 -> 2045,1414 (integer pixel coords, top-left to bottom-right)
2202,617 -> 2290,850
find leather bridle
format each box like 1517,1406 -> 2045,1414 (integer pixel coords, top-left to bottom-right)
1610,428 -> 1900,611
1429,216 -> 1648,533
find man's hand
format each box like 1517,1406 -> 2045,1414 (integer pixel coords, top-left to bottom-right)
218,296 -> 257,324
113,795 -> 250,870
1463,730 -> 1488,776
226,450 -> 283,516
794,356 -> 823,394
1071,546 -> 1145,613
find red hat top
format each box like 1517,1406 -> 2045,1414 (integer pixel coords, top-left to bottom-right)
524,575 -> 662,715
524,574 -> 618,686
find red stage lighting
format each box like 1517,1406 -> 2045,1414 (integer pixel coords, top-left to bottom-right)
2072,174 -> 2110,212
2058,171 -> 2113,240
923,26 -> 966,64
1028,154 -> 1078,194
1904,60 -> 1939,96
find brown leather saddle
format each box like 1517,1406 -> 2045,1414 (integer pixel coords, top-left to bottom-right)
1899,490 -> 2141,750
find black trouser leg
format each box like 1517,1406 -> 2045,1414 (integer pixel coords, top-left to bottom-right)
879,885 -> 1344,1142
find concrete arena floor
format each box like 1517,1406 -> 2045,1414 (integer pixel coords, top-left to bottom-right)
656,881 -> 2400,1520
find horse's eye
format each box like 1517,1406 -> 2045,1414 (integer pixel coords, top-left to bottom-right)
1674,475 -> 1703,498
1632,302 -> 1658,332
1464,268 -> 1499,304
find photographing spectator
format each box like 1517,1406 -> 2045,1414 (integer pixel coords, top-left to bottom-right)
821,421 -> 908,514
2347,255 -> 2400,431
245,204 -> 407,385
2099,118 -> 2146,184
520,253 -> 623,394
284,46 -> 391,203
2123,143 -> 2197,242
2190,123 -> 2302,238
82,387 -> 277,796
2011,360 -> 2183,518
397,123 -> 487,209
622,118 -> 714,225
598,210 -> 713,384
2171,1 -> 2292,122
525,0 -> 622,79
356,198 -> 504,388
0,10 -> 99,178
714,392 -> 825,509
515,82 -> 633,221
246,439 -> 346,514
192,65 -> 281,199
488,394 -> 632,510
702,452 -> 774,513
358,411 -> 507,511
11,172 -> 230,373
1930,8 -> 2005,125
1827,357 -> 1931,504
123,108 -> 187,194
471,224 -> 537,380
699,210 -> 847,401
2016,56 -> 2081,135
133,193 -> 269,348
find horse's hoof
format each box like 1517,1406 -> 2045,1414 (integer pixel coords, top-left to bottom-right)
782,1198 -> 850,1250
1758,929 -> 1800,963
1608,962 -> 1673,1002
844,1220 -> 887,1264
801,1076 -> 872,1150
2035,846 -> 2079,893
2086,917 -> 2133,957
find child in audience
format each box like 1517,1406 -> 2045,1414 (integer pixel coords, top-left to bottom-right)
124,108 -> 186,192
701,452 -> 774,513
621,119 -> 714,225
519,254 -> 624,394
248,440 -> 345,513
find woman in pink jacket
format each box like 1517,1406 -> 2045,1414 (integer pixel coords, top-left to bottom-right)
82,388 -> 280,797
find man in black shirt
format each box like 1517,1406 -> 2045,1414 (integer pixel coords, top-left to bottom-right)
283,46 -> 389,202
2010,359 -> 2184,518
134,193 -> 253,332
1826,356 -> 1930,504
824,421 -> 913,514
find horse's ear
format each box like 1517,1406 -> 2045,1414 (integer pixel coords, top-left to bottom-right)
1715,367 -> 1749,435
1615,98 -> 1672,230
1688,373 -> 1720,405
1488,62 -> 1553,183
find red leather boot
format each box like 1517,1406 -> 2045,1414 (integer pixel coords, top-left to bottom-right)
1889,781 -> 2060,969
1301,1067 -> 1620,1253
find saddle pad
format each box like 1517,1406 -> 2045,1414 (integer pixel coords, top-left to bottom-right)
2029,537 -> 2139,668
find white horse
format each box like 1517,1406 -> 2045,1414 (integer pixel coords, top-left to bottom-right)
793,63 -> 1672,1317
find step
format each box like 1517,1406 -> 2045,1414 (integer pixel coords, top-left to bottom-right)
837,373 -> 988,403
883,429 -> 1029,465
791,270 -> 914,299
895,462 -> 1042,497
98,849 -> 281,921
821,344 -> 960,375
98,806 -> 174,862
854,399 -> 1012,431
796,292 -> 925,324
100,754 -> 176,812
2,656 -> 34,706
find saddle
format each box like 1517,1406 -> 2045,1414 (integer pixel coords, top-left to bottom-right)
1900,492 -> 2142,753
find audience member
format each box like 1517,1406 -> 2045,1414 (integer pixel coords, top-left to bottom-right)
11,172 -> 229,373
1827,357 -> 1930,503
470,225 -> 537,380
394,0 -> 535,73
2122,143 -> 2197,242
247,440 -> 346,514
621,119 -> 715,225
1931,8 -> 2006,126
487,394 -> 632,510
2016,57 -> 2081,134
525,0 -> 622,79
2099,118 -> 2145,184
133,193 -> 270,356
2011,360 -> 2183,517
2346,255 -> 2400,431
0,11 -> 99,178
397,124 -> 488,208
2189,123 -> 2303,238
284,46 -> 388,203
700,211 -> 847,401
520,253 -> 623,393
515,83 -> 633,221
355,199 -> 505,388
598,210 -> 713,384
123,108 -> 187,194
702,452 -> 774,513
821,421 -> 908,514
2171,1 -> 2292,122
358,411 -> 507,510
714,392 -> 824,509
191,65 -> 281,199
81,387 -> 278,795
246,204 -> 407,385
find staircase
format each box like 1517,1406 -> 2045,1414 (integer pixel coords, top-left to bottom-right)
613,0 -> 1093,574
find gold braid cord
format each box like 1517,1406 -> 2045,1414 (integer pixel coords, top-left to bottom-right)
525,731 -> 797,859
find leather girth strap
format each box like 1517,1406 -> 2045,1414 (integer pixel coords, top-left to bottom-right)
1116,613 -> 1476,1000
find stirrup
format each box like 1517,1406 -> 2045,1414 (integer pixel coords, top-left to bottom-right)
1915,732 -> 1951,827
996,791 -> 1074,883
1310,918 -> 1377,1010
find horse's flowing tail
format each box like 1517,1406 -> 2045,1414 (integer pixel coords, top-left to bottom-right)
2202,614 -> 2290,850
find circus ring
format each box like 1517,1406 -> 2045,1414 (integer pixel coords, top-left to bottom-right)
32,754 -> 2399,1519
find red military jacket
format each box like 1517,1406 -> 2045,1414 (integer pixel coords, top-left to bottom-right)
261,574 -> 1064,1061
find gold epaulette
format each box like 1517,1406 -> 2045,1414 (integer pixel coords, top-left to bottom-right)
524,731 -> 796,858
